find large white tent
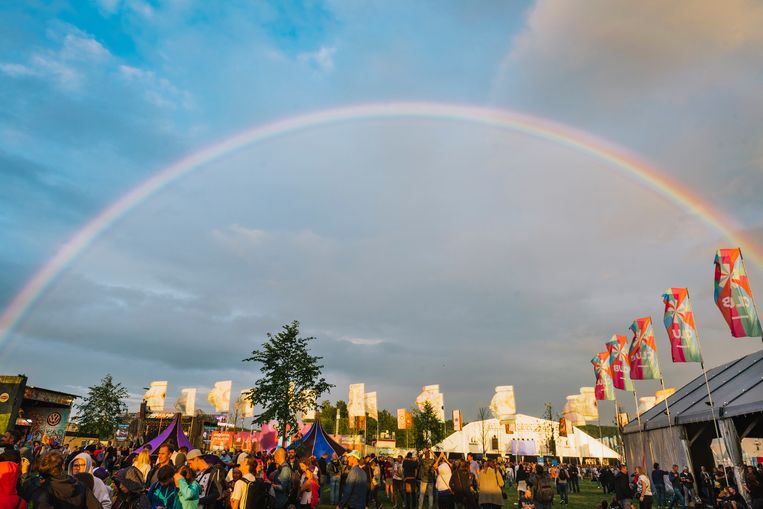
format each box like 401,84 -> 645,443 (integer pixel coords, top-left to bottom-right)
439,414 -> 620,461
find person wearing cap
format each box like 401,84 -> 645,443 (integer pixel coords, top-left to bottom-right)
337,451 -> 368,509
187,450 -> 224,509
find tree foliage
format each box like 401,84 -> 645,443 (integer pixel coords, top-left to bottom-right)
412,402 -> 444,450
75,374 -> 128,439
244,321 -> 334,444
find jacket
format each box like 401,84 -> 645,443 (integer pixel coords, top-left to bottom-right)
0,462 -> 27,509
338,466 -> 367,509
68,453 -> 112,509
148,482 -> 177,509
270,464 -> 292,509
477,467 -> 504,507
26,474 -> 102,509
113,467 -> 150,509
174,478 -> 201,509
326,461 -> 341,479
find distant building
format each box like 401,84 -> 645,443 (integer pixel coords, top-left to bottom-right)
0,375 -> 77,444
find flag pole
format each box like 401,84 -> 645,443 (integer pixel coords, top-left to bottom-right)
597,411 -> 603,465
632,387 -> 648,469
614,396 -> 626,465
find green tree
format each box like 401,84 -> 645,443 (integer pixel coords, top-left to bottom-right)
75,374 -> 128,439
244,321 -> 334,445
412,402 -> 444,450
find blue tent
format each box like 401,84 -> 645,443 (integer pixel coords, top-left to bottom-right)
288,418 -> 346,458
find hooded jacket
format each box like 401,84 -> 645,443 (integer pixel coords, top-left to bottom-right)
0,462 -> 27,509
114,467 -> 150,509
23,473 -> 102,509
68,453 -> 112,509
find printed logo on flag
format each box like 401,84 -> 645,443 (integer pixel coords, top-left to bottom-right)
662,288 -> 702,363
628,317 -> 661,380
714,248 -> 763,338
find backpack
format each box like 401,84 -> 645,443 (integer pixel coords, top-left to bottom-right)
538,477 -> 554,504
558,469 -> 568,481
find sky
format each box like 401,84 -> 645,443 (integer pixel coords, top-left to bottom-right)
2,0 -> 763,423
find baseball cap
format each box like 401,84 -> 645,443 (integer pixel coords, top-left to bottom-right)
237,452 -> 249,465
186,449 -> 203,460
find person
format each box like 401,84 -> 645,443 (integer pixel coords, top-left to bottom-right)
613,465 -> 632,509
530,465 -> 554,509
744,465 -> 763,509
318,454 -> 329,497
467,455 -> 480,490
680,467 -> 695,504
698,466 -> 714,505
24,451 -> 102,509
113,467 -> 151,509
174,448 -> 189,470
337,451 -> 368,509
402,453 -> 418,509
667,465 -> 685,509
450,460 -> 475,509
230,457 -> 256,509
719,486 -> 748,509
175,467 -> 202,509
297,462 -> 318,509
434,453 -> 453,509
391,456 -> 404,509
0,460 -> 27,509
327,453 -> 343,506
418,450 -> 435,509
651,464 -> 666,509
364,457 -> 381,509
134,450 -> 152,483
270,449 -> 293,509
187,450 -> 223,509
556,464 -> 569,505
516,462 -> 529,509
148,446 -> 176,488
636,466 -> 653,509
477,460 -> 504,509
148,465 -> 179,509
68,451 -> 113,509
568,464 -> 579,494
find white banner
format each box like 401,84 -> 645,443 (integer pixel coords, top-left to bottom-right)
397,408 -> 407,429
301,389 -> 316,420
452,409 -> 462,431
174,388 -> 196,417
144,381 -> 168,412
490,385 -> 517,422
208,380 -> 232,413
348,383 -> 365,418
579,387 -> 599,421
364,391 -> 378,420
562,394 -> 586,426
416,384 -> 445,422
235,389 -> 255,418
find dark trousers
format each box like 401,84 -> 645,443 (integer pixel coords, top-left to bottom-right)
437,491 -> 454,509
640,495 -> 653,509
405,480 -> 417,509
569,477 -> 579,493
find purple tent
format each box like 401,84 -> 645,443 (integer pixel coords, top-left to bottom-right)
135,415 -> 193,453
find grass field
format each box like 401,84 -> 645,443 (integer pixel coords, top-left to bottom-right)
318,480 -> 610,509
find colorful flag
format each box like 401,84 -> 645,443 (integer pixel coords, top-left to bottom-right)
591,352 -> 615,401
628,317 -> 662,380
606,335 -> 634,390
558,417 -> 568,437
662,288 -> 702,362
714,248 -> 763,338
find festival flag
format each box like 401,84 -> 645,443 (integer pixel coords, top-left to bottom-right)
144,381 -> 168,412
207,380 -> 232,413
452,409 -> 462,431
364,392 -> 378,420
562,395 -> 586,426
175,388 -> 196,417
405,411 -> 413,429
591,352 -> 615,401
396,408 -> 407,429
416,385 -> 445,422
348,384 -> 365,418
662,288 -> 702,362
489,386 -> 517,423
606,335 -> 634,390
714,249 -> 763,337
235,389 -> 254,419
558,417 -> 568,437
628,317 -> 662,380
578,387 -> 599,421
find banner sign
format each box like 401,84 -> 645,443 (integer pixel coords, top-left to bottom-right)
591,352 -> 615,401
396,408 -> 407,429
606,335 -> 634,390
662,288 -> 702,362
208,381 -> 232,413
489,386 -> 516,422
348,384 -> 365,418
628,317 -> 662,380
144,381 -> 168,412
558,417 -> 568,437
0,376 -> 26,434
714,248 -> 763,337
452,409 -> 462,431
578,387 -> 598,421
235,390 -> 254,419
175,388 -> 196,417
23,406 -> 71,444
364,392 -> 378,421
209,430 -> 233,451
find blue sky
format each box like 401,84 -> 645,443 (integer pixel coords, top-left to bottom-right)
2,0 -> 763,420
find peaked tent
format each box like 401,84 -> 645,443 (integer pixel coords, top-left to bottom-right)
135,415 -> 193,453
288,419 -> 346,458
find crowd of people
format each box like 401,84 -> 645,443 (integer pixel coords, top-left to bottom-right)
0,428 -> 761,509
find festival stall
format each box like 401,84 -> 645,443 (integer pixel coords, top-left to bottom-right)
287,418 -> 347,458
135,414 -> 193,453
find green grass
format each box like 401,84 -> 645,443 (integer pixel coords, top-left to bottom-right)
318,480 -> 610,509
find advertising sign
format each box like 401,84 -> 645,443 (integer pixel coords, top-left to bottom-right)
23,406 -> 71,444
210,431 -> 233,451
0,376 -> 26,434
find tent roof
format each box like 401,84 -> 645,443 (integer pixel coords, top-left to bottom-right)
623,348 -> 763,433
288,419 -> 346,458
135,415 -> 193,453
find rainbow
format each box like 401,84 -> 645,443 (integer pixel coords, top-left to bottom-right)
1,101 -> 760,345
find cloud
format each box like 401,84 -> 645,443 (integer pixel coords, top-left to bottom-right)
298,46 -> 336,73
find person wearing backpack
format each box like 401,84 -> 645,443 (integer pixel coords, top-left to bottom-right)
231,457 -> 257,509
530,465 -> 555,509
